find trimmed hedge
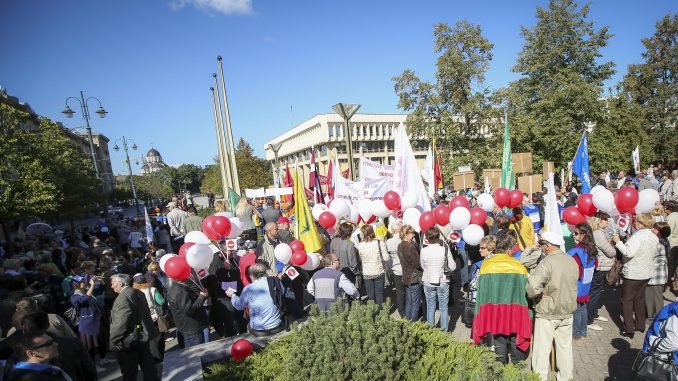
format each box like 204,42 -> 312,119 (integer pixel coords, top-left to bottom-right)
206,301 -> 540,381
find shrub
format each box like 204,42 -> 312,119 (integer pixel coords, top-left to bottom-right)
206,301 -> 539,381
197,207 -> 215,218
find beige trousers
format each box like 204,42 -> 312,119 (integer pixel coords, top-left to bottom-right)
532,316 -> 574,381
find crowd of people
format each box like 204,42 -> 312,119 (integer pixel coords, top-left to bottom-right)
0,167 -> 676,380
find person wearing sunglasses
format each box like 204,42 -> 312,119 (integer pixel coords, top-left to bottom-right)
9,332 -> 72,381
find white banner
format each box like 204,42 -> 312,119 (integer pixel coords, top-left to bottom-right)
244,187 -> 293,198
334,176 -> 363,206
393,123 -> 431,212
245,188 -> 266,198
359,157 -> 394,201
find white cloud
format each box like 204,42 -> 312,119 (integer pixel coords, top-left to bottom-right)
170,0 -> 252,15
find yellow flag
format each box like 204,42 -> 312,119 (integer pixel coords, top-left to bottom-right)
293,170 -> 323,253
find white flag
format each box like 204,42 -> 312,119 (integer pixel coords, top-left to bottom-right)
632,146 -> 640,173
393,123 -> 431,212
544,172 -> 564,249
422,146 -> 435,197
144,207 -> 154,243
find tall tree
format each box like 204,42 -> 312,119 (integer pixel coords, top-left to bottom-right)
622,13 -> 678,163
200,139 -> 273,195
393,20 -> 501,175
504,0 -> 615,170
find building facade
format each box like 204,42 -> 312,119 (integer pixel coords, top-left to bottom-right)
263,113 -> 430,186
140,148 -> 169,175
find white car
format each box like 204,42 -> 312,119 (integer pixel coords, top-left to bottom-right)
113,206 -> 124,214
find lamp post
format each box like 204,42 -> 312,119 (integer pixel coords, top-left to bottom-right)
62,91 -> 108,179
332,103 -> 361,181
113,137 -> 140,215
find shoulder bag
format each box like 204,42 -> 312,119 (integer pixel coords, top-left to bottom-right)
606,259 -> 624,287
632,337 -> 678,381
443,244 -> 454,277
377,241 -> 394,286
121,291 -> 144,350
512,222 -> 527,249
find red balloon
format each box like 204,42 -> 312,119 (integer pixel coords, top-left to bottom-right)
419,211 -> 436,232
211,216 -> 232,239
359,215 -> 377,225
230,339 -> 254,362
201,216 -> 220,241
494,188 -> 510,208
178,242 -> 195,258
164,256 -> 191,280
615,186 -> 639,214
383,191 -> 402,211
577,194 -> 597,217
449,196 -> 470,210
289,240 -> 305,253
318,211 -> 337,229
291,251 -> 308,266
563,206 -> 587,226
433,205 -> 451,226
469,207 -> 487,226
508,190 -> 524,209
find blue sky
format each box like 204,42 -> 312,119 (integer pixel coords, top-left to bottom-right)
0,0 -> 673,175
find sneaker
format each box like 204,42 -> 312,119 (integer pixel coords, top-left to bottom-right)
99,358 -> 116,365
96,366 -> 106,373
595,316 -> 609,322
588,324 -> 603,331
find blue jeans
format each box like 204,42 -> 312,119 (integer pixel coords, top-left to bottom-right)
181,329 -> 207,348
573,302 -> 588,338
404,283 -> 422,321
364,274 -> 385,305
458,246 -> 469,285
587,270 -> 607,324
424,282 -> 450,332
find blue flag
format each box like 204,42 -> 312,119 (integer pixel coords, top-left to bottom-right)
572,132 -> 591,194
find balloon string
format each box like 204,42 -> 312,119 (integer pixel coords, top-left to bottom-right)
188,270 -> 204,290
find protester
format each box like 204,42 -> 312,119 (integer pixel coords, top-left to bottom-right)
526,231 -> 578,381
398,224 -> 422,321
109,274 -> 160,381
8,332 -> 72,381
473,229 -> 531,365
238,241 -> 257,287
235,198 -> 260,242
182,206 -> 203,234
226,263 -> 284,335
508,207 -> 535,251
166,202 -> 188,253
386,221 -> 404,316
666,201 -> 678,283
420,228 -> 455,332
166,276 -> 209,348
329,222 -> 360,287
357,225 -> 389,306
69,275 -> 107,370
642,301 -> 678,365
646,222 -> 670,319
276,217 -> 293,244
307,253 -> 359,311
588,212 -> 615,331
256,222 -> 281,276
613,213 -> 659,338
568,223 -> 598,340
261,197 -> 282,225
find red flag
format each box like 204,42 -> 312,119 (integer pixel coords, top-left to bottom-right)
341,168 -> 350,179
326,159 -> 334,201
308,147 -> 326,204
282,163 -> 294,205
434,155 -> 444,190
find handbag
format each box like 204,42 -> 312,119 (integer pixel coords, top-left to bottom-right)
443,245 -> 454,277
64,306 -> 80,328
606,259 -> 624,286
377,241 -> 394,286
461,293 -> 475,327
632,338 -> 678,381
397,244 -> 422,284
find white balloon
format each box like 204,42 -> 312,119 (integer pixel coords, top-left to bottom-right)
477,193 -> 495,213
402,208 -> 422,232
347,205 -> 360,224
462,224 -> 485,246
184,231 -> 211,245
158,254 -> 177,273
312,204 -> 329,221
372,199 -> 391,218
590,185 -> 606,196
300,253 -> 320,271
592,189 -> 615,213
329,199 -> 350,219
449,207 -> 471,230
186,244 -> 214,269
215,211 -> 233,218
358,199 -> 373,222
636,189 -> 660,214
228,217 -> 244,239
401,193 -> 418,210
274,243 -> 293,264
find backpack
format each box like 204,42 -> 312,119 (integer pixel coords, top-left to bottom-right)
266,276 -> 290,330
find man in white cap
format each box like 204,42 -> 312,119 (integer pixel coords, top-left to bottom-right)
166,201 -> 188,253
525,231 -> 579,381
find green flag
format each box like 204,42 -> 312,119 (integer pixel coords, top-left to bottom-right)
227,188 -> 240,213
501,113 -> 514,190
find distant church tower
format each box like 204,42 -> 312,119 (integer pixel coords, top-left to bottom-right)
140,148 -> 168,175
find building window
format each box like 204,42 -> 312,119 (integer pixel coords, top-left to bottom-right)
328,125 -> 334,137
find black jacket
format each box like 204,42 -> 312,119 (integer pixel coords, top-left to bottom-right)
109,287 -> 158,351
166,281 -> 208,335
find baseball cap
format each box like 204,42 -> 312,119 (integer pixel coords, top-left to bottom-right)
71,275 -> 85,284
133,273 -> 146,284
539,231 -> 565,247
243,240 -> 257,250
277,217 -> 290,224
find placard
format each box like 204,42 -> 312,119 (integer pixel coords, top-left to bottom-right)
518,175 -> 543,195
285,266 -> 300,280
453,171 -> 475,190
543,161 -> 555,179
482,169 -> 502,191
225,239 -> 238,251
512,152 -> 533,174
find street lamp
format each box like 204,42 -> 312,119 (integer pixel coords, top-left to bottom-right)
113,136 -> 140,215
62,91 -> 108,179
332,103 -> 361,181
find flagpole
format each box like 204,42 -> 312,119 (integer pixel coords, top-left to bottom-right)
217,56 -> 241,195
211,81 -> 232,196
567,130 -> 587,185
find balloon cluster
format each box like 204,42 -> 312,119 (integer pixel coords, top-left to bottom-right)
273,239 -> 320,271
561,186 -> 660,225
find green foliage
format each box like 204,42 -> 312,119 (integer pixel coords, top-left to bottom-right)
0,103 -> 102,220
197,207 -> 215,218
206,301 -> 538,381
503,0 -> 615,170
201,138 -> 273,196
201,163 -> 223,196
622,13 -> 678,163
393,20 -> 502,175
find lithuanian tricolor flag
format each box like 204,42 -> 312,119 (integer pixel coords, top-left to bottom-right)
472,254 -> 532,351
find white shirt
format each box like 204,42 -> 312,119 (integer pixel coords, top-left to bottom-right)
420,243 -> 456,285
